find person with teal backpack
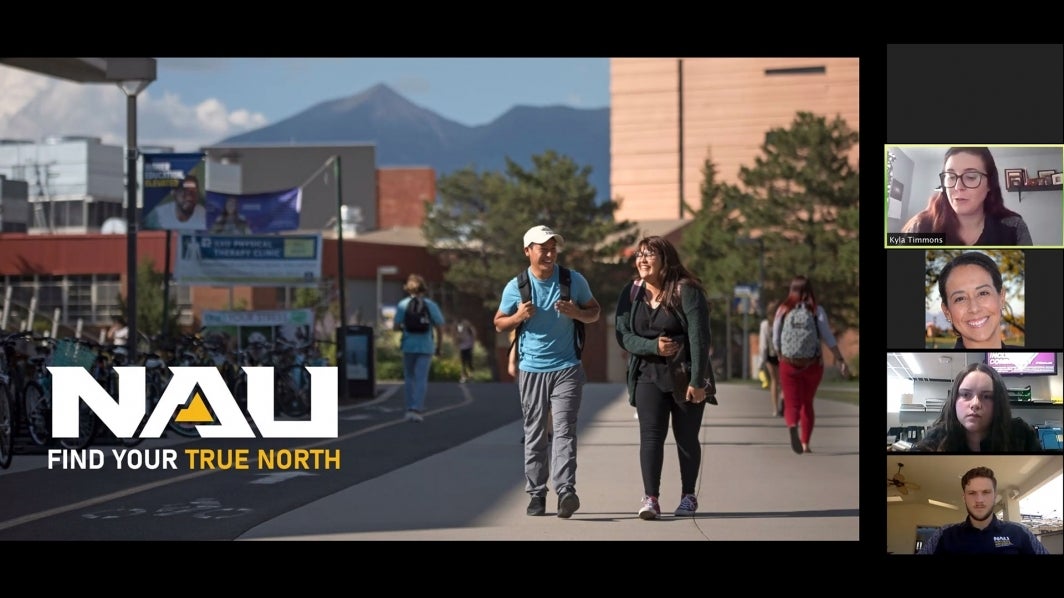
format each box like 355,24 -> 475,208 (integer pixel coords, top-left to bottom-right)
394,273 -> 445,423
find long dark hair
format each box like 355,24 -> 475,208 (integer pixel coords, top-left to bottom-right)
925,362 -> 1015,451
634,236 -> 705,311
901,147 -> 1022,244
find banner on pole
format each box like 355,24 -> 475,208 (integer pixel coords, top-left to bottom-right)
175,232 -> 322,287
142,153 -> 207,230
205,188 -> 302,234
201,309 -> 314,352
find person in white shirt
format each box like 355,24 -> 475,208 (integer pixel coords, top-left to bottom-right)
145,174 -> 207,230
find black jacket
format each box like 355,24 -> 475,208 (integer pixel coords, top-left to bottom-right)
914,417 -> 1042,452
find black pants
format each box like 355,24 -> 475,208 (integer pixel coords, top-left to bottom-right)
634,381 -> 706,497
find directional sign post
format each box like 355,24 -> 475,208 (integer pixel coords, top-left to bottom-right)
734,284 -> 759,380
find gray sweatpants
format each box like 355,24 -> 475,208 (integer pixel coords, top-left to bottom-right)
518,365 -> 585,497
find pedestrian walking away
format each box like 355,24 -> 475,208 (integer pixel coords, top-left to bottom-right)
772,275 -> 849,454
614,235 -> 715,520
394,274 -> 446,422
758,300 -> 782,417
494,225 -> 600,518
456,319 -> 476,383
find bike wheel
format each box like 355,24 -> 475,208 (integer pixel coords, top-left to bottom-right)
0,382 -> 13,469
58,400 -> 98,450
276,366 -> 310,418
23,381 -> 51,447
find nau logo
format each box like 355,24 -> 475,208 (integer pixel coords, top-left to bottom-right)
48,366 -> 338,439
993,535 -> 1015,548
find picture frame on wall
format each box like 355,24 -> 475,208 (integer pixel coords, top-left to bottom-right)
1036,169 -> 1056,179
1053,173 -> 1062,185
1004,168 -> 1026,188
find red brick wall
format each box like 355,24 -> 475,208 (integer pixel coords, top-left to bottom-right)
377,167 -> 435,229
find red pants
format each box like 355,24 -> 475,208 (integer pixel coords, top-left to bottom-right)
779,360 -> 824,445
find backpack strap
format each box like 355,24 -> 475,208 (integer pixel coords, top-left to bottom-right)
510,270 -> 532,355
559,266 -> 571,300
629,278 -> 644,303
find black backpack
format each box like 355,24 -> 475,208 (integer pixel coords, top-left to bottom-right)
402,296 -> 432,333
511,266 -> 585,359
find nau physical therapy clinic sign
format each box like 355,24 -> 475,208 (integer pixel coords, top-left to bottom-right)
175,233 -> 322,286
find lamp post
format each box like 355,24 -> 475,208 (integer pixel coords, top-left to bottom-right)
740,236 -> 766,315
738,236 -> 766,380
376,265 -> 399,329
118,77 -> 154,364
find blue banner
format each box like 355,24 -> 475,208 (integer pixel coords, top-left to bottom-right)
205,188 -> 302,234
142,153 -> 207,230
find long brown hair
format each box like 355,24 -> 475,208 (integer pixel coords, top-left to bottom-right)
634,236 -> 705,311
901,147 -> 1022,244
925,363 -> 1015,451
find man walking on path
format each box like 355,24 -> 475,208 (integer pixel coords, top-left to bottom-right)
494,225 -> 600,518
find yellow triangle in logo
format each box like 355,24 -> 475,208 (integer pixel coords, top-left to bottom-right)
174,391 -> 215,424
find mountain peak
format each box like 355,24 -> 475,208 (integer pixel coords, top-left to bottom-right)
215,85 -> 610,201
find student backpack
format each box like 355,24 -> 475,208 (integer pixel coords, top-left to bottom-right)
402,296 -> 432,333
510,266 -> 585,359
779,302 -> 820,360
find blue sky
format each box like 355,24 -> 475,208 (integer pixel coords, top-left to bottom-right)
0,58 -> 610,152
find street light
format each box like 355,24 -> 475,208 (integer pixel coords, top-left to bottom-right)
118,77 -> 153,363
737,236 -> 766,381
376,265 -> 399,328
0,59 -> 155,356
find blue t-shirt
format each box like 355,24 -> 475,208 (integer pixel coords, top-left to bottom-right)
498,265 -> 594,373
395,295 -> 445,354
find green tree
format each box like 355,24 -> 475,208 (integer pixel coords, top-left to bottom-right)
681,157 -> 751,359
116,258 -> 180,342
425,150 -> 638,378
730,111 -> 860,331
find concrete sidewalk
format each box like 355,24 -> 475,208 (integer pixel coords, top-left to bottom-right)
240,382 -> 860,541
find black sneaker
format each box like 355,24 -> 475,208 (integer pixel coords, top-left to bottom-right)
527,496 -> 546,516
789,426 -> 803,454
557,492 -> 580,518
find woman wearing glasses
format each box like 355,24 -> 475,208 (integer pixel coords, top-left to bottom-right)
936,251 -> 1018,349
901,147 -> 1032,246
614,236 -> 714,520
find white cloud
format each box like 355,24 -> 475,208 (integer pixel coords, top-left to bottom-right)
0,64 -> 267,152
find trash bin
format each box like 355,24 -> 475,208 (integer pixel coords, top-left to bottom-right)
337,325 -> 375,399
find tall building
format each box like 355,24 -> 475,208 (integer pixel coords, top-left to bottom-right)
610,57 -> 859,222
0,136 -> 125,233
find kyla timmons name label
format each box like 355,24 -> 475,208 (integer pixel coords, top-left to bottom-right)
48,448 -> 342,470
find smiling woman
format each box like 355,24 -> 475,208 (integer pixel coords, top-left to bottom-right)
926,249 -> 1025,349
900,146 -> 1033,246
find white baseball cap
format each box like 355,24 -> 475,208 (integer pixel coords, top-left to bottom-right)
523,225 -> 564,249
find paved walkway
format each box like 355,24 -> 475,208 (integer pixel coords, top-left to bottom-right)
239,381 -> 860,541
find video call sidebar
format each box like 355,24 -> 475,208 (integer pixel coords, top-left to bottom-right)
883,45 -> 1064,557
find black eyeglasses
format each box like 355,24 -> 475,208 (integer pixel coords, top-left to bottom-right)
939,171 -> 988,189
634,251 -> 658,259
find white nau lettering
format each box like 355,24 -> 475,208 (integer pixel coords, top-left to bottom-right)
48,366 -> 339,439
49,366 -> 145,438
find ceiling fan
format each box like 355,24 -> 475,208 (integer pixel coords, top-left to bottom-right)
887,462 -> 922,495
